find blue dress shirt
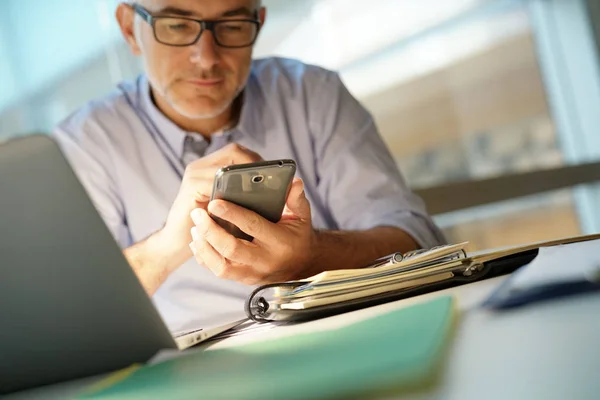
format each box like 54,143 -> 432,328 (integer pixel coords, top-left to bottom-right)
53,57 -> 445,332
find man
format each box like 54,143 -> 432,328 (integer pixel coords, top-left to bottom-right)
53,0 -> 445,332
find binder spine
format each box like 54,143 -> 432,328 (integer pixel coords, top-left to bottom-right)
245,282 -> 304,322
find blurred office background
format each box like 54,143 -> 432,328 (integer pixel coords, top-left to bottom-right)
2,0 -> 600,251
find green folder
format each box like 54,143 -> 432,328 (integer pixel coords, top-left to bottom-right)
77,296 -> 456,400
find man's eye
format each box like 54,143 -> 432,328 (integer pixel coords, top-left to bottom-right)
221,24 -> 243,32
168,23 -> 192,31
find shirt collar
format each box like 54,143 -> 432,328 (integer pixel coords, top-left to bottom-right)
137,67 -> 265,159
235,70 -> 265,144
138,75 -> 189,159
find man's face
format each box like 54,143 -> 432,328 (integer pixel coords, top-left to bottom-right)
126,0 -> 264,119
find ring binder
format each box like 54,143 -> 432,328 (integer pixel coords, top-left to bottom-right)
244,234 -> 600,323
245,282 -> 305,323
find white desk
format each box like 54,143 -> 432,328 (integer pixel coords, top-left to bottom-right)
7,277 -> 600,400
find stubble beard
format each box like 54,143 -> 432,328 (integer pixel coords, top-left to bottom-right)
160,79 -> 242,120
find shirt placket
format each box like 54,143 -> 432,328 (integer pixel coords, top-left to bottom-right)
181,131 -> 236,167
182,135 -> 209,166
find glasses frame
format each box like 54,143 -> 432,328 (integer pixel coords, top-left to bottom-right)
131,3 -> 261,48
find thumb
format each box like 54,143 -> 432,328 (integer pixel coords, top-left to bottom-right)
284,178 -> 311,221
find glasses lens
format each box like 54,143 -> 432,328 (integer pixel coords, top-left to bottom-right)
154,18 -> 201,45
214,21 -> 258,47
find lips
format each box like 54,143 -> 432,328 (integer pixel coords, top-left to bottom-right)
187,78 -> 224,87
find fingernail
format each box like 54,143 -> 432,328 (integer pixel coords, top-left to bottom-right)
208,200 -> 225,216
190,208 -> 205,225
297,178 -> 305,193
189,242 -> 197,256
191,227 -> 199,241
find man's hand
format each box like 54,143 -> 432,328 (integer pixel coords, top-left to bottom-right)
123,143 -> 262,296
189,178 -> 315,285
162,143 -> 262,259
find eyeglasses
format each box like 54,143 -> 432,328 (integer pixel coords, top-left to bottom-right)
131,3 -> 260,48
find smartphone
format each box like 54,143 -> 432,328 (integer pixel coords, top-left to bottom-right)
210,159 -> 297,241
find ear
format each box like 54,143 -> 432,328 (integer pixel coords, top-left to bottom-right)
116,3 -> 142,56
258,7 -> 267,29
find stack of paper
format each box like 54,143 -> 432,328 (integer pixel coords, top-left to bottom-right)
272,243 -> 470,310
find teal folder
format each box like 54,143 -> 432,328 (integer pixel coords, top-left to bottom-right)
77,296 -> 456,400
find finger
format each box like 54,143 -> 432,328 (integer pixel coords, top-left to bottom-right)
192,221 -> 266,284
190,228 -> 199,255
182,176 -> 216,203
191,208 -> 260,265
189,229 -> 206,265
192,234 -> 256,282
191,220 -> 230,277
190,228 -> 200,256
193,235 -> 228,278
184,146 -> 261,184
183,165 -> 221,180
227,143 -> 263,164
284,178 -> 311,221
189,241 -> 201,260
204,143 -> 263,166
207,200 -> 274,242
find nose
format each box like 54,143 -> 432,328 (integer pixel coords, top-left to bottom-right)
189,30 -> 220,69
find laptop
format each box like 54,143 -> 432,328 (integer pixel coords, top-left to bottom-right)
0,135 -> 247,395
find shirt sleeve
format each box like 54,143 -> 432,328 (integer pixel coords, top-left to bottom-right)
310,70 -> 446,248
51,120 -> 133,249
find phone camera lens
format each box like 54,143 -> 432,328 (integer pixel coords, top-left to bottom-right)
252,175 -> 264,184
